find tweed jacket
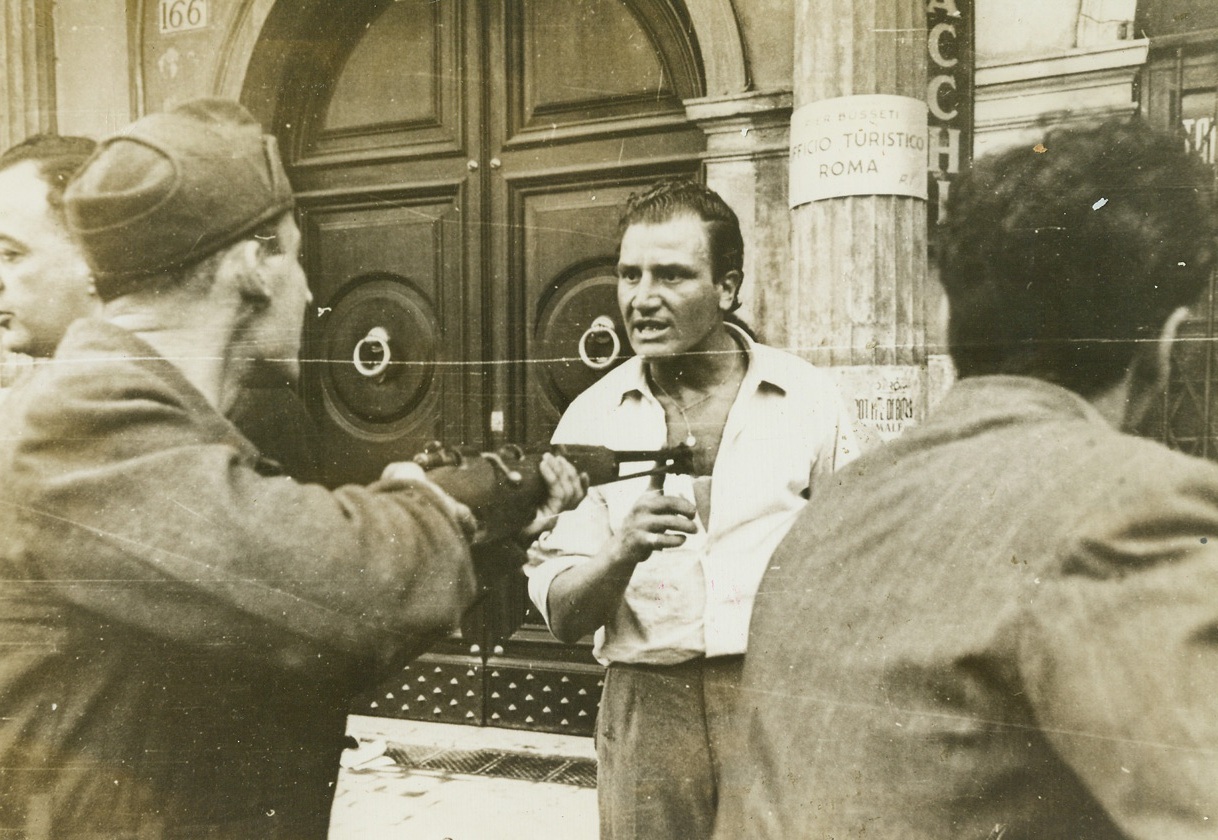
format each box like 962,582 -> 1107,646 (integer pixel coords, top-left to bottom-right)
714,376 -> 1218,840
0,319 -> 476,838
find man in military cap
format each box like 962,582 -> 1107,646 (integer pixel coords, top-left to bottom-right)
0,98 -> 582,839
0,131 -> 320,480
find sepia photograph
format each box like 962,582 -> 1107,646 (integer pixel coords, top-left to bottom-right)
1,0 -> 1217,837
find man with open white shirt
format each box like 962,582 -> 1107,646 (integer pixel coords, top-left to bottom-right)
526,179 -> 859,839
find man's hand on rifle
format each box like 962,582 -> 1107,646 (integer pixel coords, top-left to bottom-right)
380,451 -> 586,544
520,452 -> 588,541
609,474 -> 697,566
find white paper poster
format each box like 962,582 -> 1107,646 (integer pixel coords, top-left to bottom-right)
789,94 -> 929,207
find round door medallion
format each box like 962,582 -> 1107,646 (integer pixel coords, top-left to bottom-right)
533,261 -> 632,412
319,274 -> 437,430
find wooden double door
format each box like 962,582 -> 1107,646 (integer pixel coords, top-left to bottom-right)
266,0 -> 705,733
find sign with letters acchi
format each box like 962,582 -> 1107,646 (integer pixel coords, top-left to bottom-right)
788,94 -> 929,207
927,0 -> 974,226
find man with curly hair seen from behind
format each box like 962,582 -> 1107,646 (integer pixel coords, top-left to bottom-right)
713,117 -> 1218,839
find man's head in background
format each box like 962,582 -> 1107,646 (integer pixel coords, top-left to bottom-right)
940,117 -> 1216,399
0,134 -> 97,357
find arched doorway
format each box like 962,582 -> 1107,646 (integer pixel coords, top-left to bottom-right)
244,0 -> 706,733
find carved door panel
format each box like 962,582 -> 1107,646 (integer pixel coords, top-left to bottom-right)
480,0 -> 704,732
274,0 -> 704,732
285,0 -> 485,487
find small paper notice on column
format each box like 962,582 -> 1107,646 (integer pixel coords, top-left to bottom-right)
789,94 -> 929,207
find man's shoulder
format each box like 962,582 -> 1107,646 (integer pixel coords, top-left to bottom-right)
748,341 -> 843,399
550,358 -> 647,445
916,410 -> 1218,551
1093,428 -> 1218,503
27,328 -> 166,408
0,352 -> 35,390
3,324 -> 203,455
750,339 -> 807,366
563,357 -> 644,412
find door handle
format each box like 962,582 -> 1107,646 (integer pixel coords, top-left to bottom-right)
353,326 -> 392,378
578,315 -> 622,370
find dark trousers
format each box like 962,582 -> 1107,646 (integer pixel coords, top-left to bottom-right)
596,656 -> 744,840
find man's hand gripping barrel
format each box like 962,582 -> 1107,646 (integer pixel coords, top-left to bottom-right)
402,442 -> 696,545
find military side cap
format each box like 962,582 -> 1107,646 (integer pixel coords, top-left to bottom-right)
64,98 -> 294,299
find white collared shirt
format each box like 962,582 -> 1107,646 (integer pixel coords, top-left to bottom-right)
525,329 -> 860,664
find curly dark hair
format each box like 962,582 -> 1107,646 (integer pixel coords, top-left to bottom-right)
618,178 -> 745,312
940,117 -> 1217,396
0,134 -> 97,221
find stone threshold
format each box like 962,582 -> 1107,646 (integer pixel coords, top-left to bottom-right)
344,714 -> 597,789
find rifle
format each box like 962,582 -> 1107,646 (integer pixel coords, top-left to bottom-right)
411,441 -> 695,544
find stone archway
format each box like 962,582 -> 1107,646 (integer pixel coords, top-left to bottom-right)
214,0 -> 750,111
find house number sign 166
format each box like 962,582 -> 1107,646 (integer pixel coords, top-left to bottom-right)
159,0 -> 208,34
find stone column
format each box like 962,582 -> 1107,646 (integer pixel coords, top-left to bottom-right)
789,0 -> 929,441
686,91 -> 794,343
1,0 -> 56,148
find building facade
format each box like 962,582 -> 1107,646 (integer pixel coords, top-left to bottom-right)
3,0 -> 1214,735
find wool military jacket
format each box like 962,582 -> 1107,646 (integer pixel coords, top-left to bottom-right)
0,319 -> 476,839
